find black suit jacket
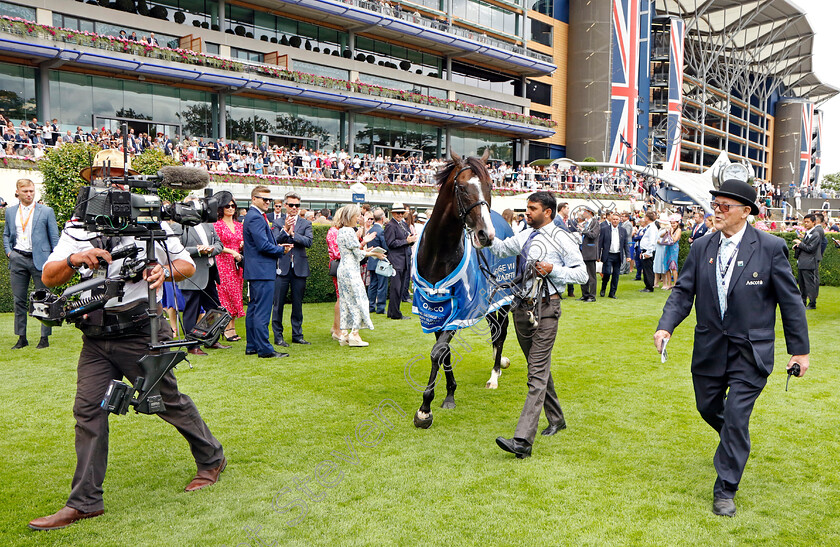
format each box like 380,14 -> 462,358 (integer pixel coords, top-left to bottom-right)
689,222 -> 708,242
272,214 -> 313,277
658,224 -> 809,378
579,218 -> 601,261
598,224 -> 629,262
795,226 -> 824,270
383,218 -> 413,270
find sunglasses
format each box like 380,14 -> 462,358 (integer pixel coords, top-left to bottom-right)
286,203 -> 300,208
710,201 -> 747,213
256,196 -> 272,203
224,204 -> 237,209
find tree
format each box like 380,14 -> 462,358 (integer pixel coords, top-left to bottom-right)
40,142 -> 101,226
275,114 -> 332,148
176,104 -> 212,139
821,172 -> 840,192
131,148 -> 188,204
580,156 -> 598,173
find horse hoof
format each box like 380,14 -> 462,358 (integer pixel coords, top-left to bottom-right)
485,381 -> 498,389
441,398 -> 456,409
500,357 -> 510,369
414,411 -> 433,429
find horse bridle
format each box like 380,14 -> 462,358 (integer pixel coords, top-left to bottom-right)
452,165 -> 489,223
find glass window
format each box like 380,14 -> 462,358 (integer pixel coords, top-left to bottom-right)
528,18 -> 552,47
526,79 -> 551,106
354,114 -> 441,159
451,61 -> 518,95
295,61 -> 350,80
456,93 -> 523,113
359,74 -> 447,100
449,129 -> 512,162
227,96 -> 344,150
0,0 -> 35,19
530,0 -> 552,17
0,62 -> 36,121
205,42 -> 220,55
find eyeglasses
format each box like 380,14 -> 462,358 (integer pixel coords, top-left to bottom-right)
256,196 -> 272,203
286,203 -> 300,208
224,204 -> 237,209
710,201 -> 747,213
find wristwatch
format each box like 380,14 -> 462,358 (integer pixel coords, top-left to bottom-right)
66,254 -> 81,271
162,266 -> 171,279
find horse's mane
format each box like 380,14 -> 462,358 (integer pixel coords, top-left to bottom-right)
435,155 -> 491,187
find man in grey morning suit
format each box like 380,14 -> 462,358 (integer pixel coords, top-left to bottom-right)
654,179 -> 810,518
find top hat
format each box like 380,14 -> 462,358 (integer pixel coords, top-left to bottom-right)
391,202 -> 407,214
79,149 -> 139,182
710,179 -> 759,215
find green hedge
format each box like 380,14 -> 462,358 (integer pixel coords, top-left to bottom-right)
677,229 -> 840,286
0,222 -> 11,313
302,224 -> 337,303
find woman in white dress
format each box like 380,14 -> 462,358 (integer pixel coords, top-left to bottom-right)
334,204 -> 386,347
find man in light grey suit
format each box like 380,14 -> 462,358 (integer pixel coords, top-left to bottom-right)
175,220 -> 231,355
3,179 -> 59,349
793,213 -> 823,309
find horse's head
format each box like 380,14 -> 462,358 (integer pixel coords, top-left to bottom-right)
448,149 -> 495,248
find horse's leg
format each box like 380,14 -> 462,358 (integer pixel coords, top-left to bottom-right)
486,305 -> 512,389
441,331 -> 457,409
414,331 -> 455,428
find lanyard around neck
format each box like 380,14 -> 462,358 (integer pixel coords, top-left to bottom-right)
718,239 -> 741,279
18,204 -> 34,233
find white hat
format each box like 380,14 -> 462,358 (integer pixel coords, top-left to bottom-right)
417,212 -> 428,222
391,202 -> 406,213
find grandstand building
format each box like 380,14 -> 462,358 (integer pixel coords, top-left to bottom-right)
0,0 -> 836,191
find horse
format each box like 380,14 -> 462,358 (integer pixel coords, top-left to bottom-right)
411,149 -> 514,429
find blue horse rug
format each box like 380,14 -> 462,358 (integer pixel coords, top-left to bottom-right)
411,211 -> 516,333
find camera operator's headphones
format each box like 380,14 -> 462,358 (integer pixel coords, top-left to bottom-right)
79,149 -> 139,182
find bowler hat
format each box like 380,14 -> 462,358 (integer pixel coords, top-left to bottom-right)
710,179 -> 759,215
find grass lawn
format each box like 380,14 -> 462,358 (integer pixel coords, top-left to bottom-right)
0,277 -> 838,546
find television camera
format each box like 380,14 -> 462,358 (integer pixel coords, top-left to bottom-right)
30,158 -> 232,416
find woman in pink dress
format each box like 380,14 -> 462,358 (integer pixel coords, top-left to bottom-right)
327,224 -> 341,340
214,198 -> 245,341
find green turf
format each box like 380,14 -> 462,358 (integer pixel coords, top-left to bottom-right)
1,278 -> 838,546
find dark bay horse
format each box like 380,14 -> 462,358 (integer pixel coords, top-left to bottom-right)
412,149 -> 513,429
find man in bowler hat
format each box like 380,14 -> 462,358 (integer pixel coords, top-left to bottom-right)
654,179 -> 810,517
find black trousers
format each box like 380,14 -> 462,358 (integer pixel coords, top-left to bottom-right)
8,250 -> 51,337
600,252 -> 622,297
273,272 -> 307,341
692,340 -> 765,499
182,283 -> 222,335
512,297 -> 564,445
387,266 -> 410,319
68,320 -> 224,512
797,267 -> 818,305
580,260 -> 597,298
641,254 -> 655,290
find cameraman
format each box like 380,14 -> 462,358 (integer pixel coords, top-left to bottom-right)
28,215 -> 226,531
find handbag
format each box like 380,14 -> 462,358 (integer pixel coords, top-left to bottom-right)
329,259 -> 339,277
375,259 -> 396,277
658,229 -> 674,246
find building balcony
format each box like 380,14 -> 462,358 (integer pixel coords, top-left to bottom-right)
0,17 -> 554,139
265,0 -> 556,76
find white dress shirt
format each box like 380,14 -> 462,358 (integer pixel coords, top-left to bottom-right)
718,222 -> 747,298
14,203 -> 35,252
489,222 -> 588,295
609,225 -> 620,253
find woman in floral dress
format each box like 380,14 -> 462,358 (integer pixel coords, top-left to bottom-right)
334,205 -> 385,347
214,198 -> 245,341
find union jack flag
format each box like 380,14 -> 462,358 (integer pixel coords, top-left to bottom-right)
609,0 -> 641,165
665,19 -> 685,171
800,102 -> 814,187
812,109 -> 823,184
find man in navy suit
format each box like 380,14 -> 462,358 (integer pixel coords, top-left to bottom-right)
688,211 -> 709,244
577,207 -> 600,302
793,213 -> 823,309
271,192 -> 313,346
242,186 -> 289,358
597,211 -> 630,299
655,179 -> 810,518
366,207 -> 389,314
3,179 -> 60,349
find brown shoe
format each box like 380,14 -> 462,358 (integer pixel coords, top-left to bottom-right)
188,346 -> 208,356
28,506 -> 104,530
207,342 -> 232,349
185,457 -> 227,492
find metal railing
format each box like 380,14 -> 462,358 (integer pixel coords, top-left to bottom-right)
339,0 -> 553,64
